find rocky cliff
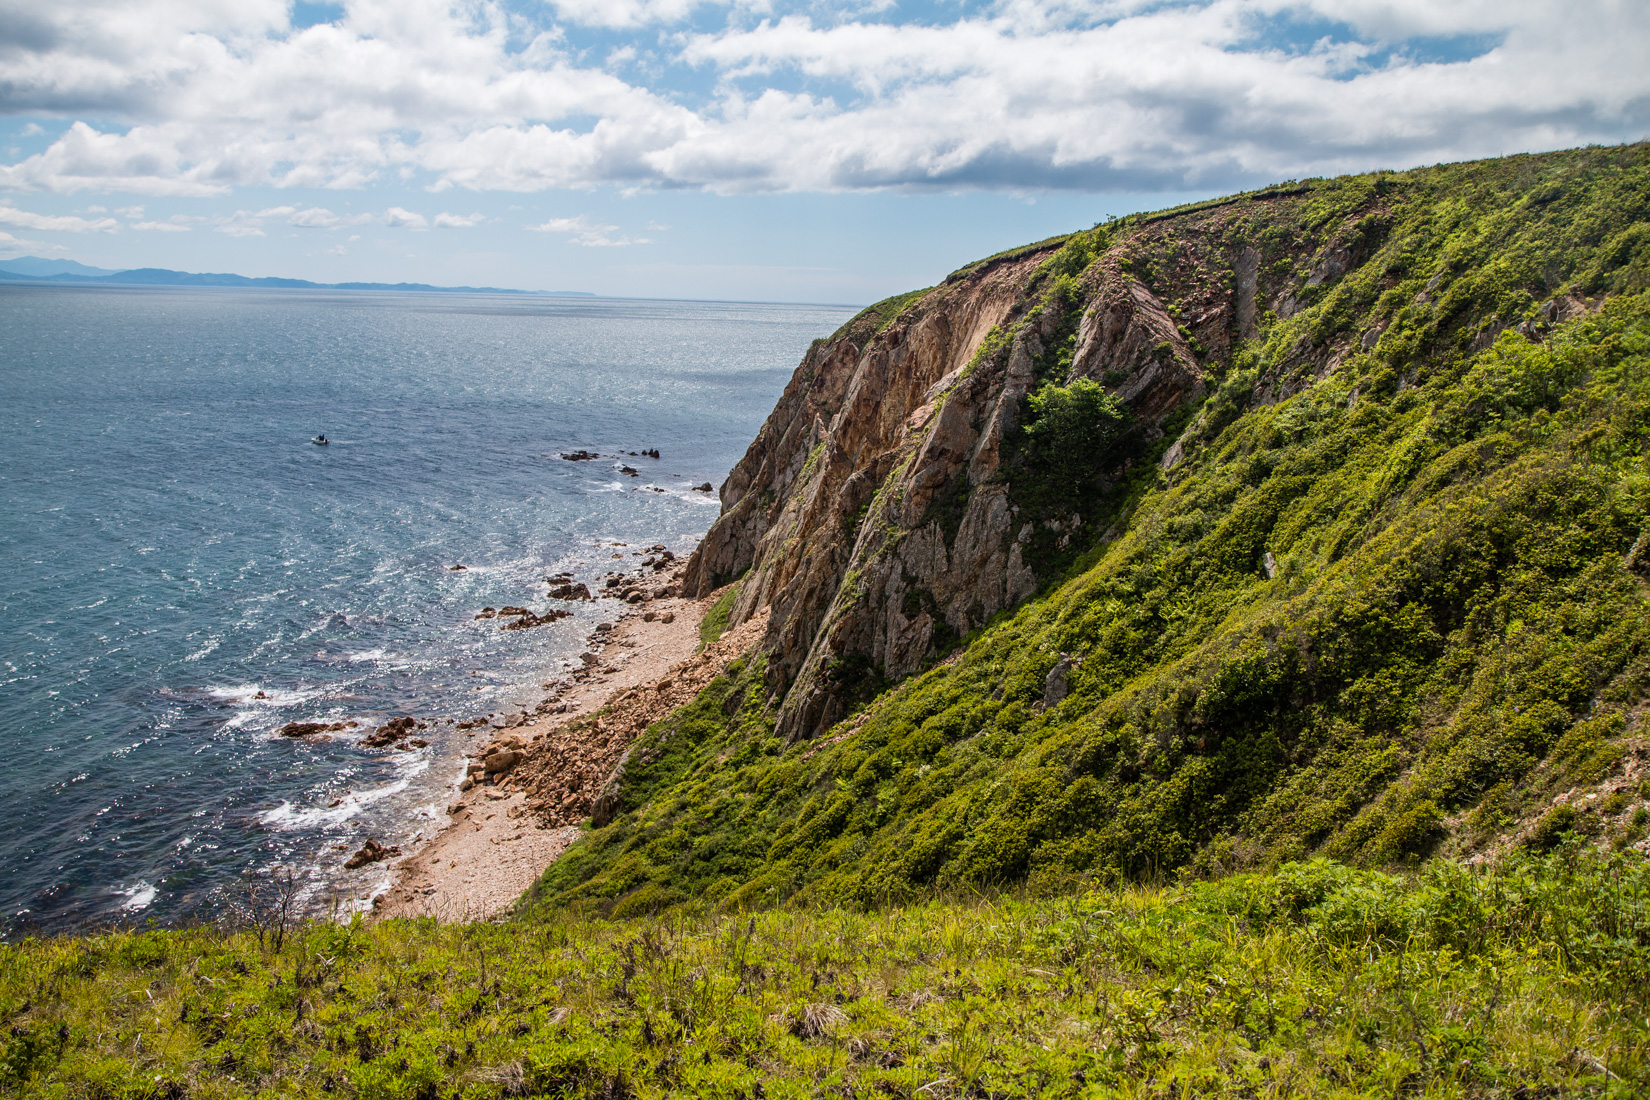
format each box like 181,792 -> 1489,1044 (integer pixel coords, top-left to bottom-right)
686,184 -> 1389,741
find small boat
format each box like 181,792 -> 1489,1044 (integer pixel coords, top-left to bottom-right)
312,434 -> 329,446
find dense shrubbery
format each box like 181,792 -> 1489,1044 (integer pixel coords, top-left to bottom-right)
5,848 -> 1648,1097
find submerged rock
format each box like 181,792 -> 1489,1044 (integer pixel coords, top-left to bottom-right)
497,606 -> 571,630
279,720 -> 355,738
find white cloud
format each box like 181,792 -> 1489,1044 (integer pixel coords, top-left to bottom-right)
433,211 -> 485,227
0,204 -> 119,232
288,206 -> 343,227
383,206 -> 428,229
131,219 -> 191,231
527,214 -> 647,246
0,0 -> 1642,198
546,0 -> 733,30
205,203 -> 433,235
0,228 -> 68,254
283,206 -> 377,228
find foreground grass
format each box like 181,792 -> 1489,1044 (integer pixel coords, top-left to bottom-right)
4,847 -> 1647,1098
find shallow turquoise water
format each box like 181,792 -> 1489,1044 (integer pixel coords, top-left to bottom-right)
0,285 -> 852,932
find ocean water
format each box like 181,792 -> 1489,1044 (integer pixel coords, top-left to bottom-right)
0,285 -> 854,933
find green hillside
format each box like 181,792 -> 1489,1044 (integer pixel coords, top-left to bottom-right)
7,144 -> 1650,1098
527,143 -> 1650,916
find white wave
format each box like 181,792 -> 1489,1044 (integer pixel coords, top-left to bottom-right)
344,649 -> 388,662
259,779 -> 410,832
208,683 -> 320,707
118,881 -> 157,911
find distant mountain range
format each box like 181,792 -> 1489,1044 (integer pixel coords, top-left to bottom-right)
0,256 -> 590,296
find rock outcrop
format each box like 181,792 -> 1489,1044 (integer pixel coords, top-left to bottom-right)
684,194 -> 1391,742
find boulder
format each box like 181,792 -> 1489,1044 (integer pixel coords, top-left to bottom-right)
498,607 -> 570,630
1043,655 -> 1078,708
548,582 -> 592,600
361,716 -> 419,748
344,838 -> 400,869
483,749 -> 522,774
279,720 -> 353,738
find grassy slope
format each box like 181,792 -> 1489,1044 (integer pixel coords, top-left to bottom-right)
4,848 -> 1648,1097
526,144 -> 1650,916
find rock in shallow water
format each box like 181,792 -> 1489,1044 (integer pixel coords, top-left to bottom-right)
344,838 -> 400,869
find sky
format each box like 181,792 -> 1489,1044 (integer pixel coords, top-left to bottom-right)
0,0 -> 1645,304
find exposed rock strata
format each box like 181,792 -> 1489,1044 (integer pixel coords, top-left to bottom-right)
685,195 -> 1392,741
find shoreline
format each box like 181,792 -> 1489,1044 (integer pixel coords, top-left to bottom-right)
370,566 -> 758,922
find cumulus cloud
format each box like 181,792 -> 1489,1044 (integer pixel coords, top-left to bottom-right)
199,203 -> 453,235
528,214 -> 648,246
131,218 -> 191,231
546,0 -> 731,30
0,228 -> 67,254
0,0 -> 1643,198
382,206 -> 428,229
0,204 -> 119,232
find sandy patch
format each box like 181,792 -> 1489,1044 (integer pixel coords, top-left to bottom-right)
372,571 -> 755,922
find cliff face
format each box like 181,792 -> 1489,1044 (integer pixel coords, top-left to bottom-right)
686,191 -> 1374,741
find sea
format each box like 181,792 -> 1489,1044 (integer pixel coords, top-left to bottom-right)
0,285 -> 855,934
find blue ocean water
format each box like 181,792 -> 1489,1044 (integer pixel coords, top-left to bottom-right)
0,285 -> 853,933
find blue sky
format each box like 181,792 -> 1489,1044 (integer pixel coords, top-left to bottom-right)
0,0 -> 1645,303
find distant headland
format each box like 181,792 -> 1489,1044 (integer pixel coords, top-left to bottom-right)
0,256 -> 590,296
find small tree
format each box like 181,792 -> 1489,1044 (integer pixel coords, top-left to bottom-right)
1023,379 -> 1127,459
